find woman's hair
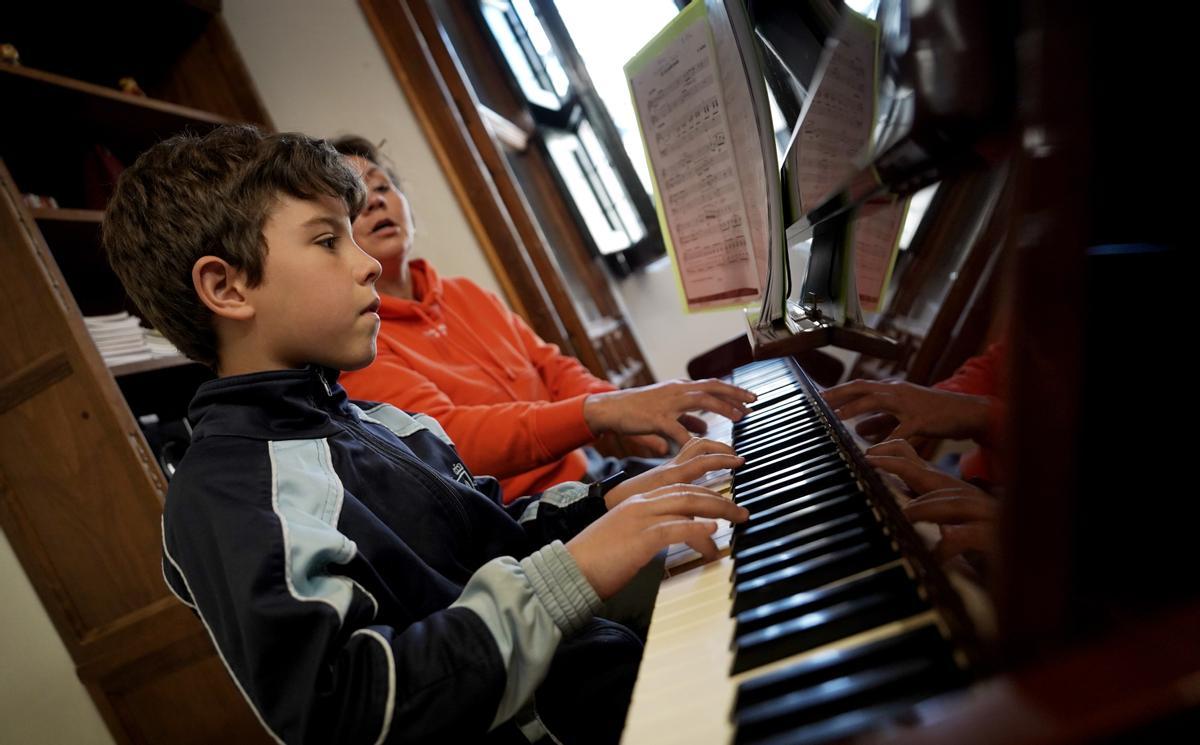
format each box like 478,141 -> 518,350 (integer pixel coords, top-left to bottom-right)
331,134 -> 402,188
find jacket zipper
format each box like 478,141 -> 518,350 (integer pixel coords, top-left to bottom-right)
337,415 -> 474,543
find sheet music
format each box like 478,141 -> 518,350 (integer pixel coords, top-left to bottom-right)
628,3 -> 762,311
791,15 -> 876,212
706,0 -> 779,304
854,201 -> 908,311
788,12 -> 907,314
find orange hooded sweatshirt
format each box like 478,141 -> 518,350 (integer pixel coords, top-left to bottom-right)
932,342 -> 1007,485
340,259 -> 616,501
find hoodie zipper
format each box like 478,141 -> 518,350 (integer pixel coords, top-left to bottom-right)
336,413 -> 474,544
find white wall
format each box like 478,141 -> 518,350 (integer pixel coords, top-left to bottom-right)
223,0 -> 502,297
0,532 -> 115,745
614,256 -> 753,380
614,250 -> 858,382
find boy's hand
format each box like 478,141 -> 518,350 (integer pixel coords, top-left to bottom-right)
583,379 -> 756,454
822,380 -> 991,445
603,437 -> 743,509
567,485 -> 749,600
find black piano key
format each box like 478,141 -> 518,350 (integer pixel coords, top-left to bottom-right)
732,588 -> 928,674
734,400 -> 820,436
734,453 -> 849,499
734,495 -> 870,549
736,417 -> 824,453
737,425 -> 826,459
738,696 -> 930,745
736,657 -> 953,743
744,374 -> 803,395
733,512 -> 864,564
739,426 -> 828,459
730,542 -> 898,613
734,527 -> 872,583
736,646 -> 965,745
735,440 -> 839,486
737,362 -> 788,379
734,565 -> 914,638
735,361 -> 791,383
737,393 -> 813,422
729,472 -> 854,513
738,479 -> 859,521
737,422 -> 828,460
737,374 -> 797,395
735,458 -> 847,502
735,449 -> 843,492
738,385 -> 806,416
734,624 -> 951,708
739,383 -> 806,407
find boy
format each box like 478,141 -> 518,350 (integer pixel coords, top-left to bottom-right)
102,125 -> 747,744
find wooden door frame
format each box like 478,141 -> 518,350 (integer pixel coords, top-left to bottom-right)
358,0 -> 657,385
359,0 -> 591,366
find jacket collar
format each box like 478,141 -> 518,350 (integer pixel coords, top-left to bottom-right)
188,366 -> 354,441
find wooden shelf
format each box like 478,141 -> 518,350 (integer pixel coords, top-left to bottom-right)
0,10 -> 280,743
109,354 -> 197,378
1,64 -> 235,154
30,207 -> 105,223
30,207 -> 104,249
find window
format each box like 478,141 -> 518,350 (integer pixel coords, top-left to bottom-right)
479,0 -> 660,261
480,0 -> 570,112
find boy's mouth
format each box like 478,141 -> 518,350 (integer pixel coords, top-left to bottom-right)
362,297 -> 381,315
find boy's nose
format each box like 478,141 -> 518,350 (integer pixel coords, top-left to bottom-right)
360,252 -> 382,284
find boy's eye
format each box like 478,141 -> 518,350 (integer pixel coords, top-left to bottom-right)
317,236 -> 338,250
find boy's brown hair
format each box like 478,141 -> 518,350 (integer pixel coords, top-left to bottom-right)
102,125 -> 365,368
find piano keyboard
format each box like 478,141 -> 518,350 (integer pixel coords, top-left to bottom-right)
622,358 -> 978,745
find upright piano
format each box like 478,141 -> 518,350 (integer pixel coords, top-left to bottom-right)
622,357 -> 982,745
622,0 -> 1200,742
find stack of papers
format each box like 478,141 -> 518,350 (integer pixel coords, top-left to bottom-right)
83,312 -> 182,367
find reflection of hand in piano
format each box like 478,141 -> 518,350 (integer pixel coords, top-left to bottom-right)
866,442 -> 1000,571
903,485 -> 999,568
865,439 -> 965,497
822,379 -> 994,445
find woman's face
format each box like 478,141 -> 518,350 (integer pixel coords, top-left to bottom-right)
345,155 -> 415,267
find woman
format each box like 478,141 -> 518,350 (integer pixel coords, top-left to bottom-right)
332,135 -> 755,501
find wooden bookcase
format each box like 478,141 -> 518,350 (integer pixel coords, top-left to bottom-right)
0,4 -> 274,742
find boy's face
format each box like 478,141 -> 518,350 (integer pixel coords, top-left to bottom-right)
247,194 -> 382,372
344,155 -> 415,267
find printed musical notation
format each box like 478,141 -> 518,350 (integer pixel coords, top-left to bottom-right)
794,25 -> 876,212
854,201 -> 906,311
791,14 -> 907,312
630,8 -> 760,310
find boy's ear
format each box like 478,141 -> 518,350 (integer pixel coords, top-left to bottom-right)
192,256 -> 255,321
